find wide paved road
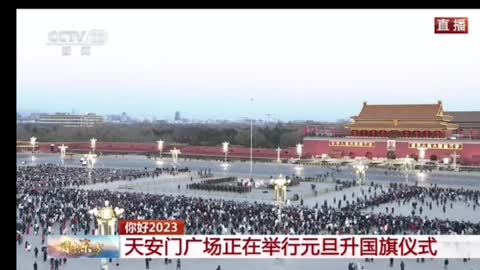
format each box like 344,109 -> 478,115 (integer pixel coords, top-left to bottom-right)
17,153 -> 480,189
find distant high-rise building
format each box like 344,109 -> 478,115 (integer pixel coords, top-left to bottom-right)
36,113 -> 103,127
174,111 -> 181,121
121,112 -> 129,122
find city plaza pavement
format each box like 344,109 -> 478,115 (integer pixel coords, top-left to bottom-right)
17,153 -> 480,189
79,174 -> 480,223
16,153 -> 480,270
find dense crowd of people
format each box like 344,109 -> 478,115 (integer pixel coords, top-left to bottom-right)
186,177 -> 253,193
16,164 -> 191,191
292,170 -> 338,182
199,177 -> 240,185
187,183 -> 253,193
17,165 -> 480,236
17,164 -> 159,188
16,163 -> 480,270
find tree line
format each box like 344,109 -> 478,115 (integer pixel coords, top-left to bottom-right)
16,123 -> 306,148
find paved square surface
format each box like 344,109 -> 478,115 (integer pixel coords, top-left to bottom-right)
16,154 -> 480,270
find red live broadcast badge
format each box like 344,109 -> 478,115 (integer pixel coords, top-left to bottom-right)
434,17 -> 468,34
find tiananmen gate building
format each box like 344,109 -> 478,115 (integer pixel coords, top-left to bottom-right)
344,101 -> 458,138
304,101 -> 480,165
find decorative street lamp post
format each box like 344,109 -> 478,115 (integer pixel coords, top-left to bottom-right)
84,151 -> 97,184
222,142 -> 229,163
451,151 -> 460,171
58,144 -> 68,162
352,161 -> 368,185
418,147 -> 427,172
170,147 -> 181,172
90,138 -> 97,154
30,136 -> 37,154
271,174 -> 290,205
276,147 -> 282,163
157,140 -> 164,158
88,200 -> 124,270
403,156 -> 414,183
155,140 -> 165,166
170,147 -> 181,163
271,174 -> 290,226
249,98 -> 254,179
296,143 -> 303,160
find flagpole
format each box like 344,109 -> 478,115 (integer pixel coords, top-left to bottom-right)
250,98 -> 253,179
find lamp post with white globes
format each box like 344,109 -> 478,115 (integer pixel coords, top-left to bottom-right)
296,143 -> 303,160
275,146 -> 282,163
170,147 -> 181,163
30,136 -> 37,154
403,156 -> 414,183
352,161 -> 368,185
271,174 -> 290,205
156,140 -> 165,166
170,147 -> 181,172
84,151 -> 97,184
29,137 -> 37,162
222,142 -> 229,163
157,140 -> 164,158
88,200 -> 124,270
418,147 -> 427,173
90,138 -> 97,154
276,147 -> 282,163
271,174 -> 290,227
451,151 -> 460,171
58,144 -> 68,164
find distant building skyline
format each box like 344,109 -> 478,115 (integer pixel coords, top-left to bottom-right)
17,9 -> 480,121
17,100 -> 478,124
35,112 -> 104,127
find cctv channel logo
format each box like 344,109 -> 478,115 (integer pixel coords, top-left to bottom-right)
47,30 -> 107,56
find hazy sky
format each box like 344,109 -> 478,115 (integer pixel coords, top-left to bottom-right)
17,9 -> 480,121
